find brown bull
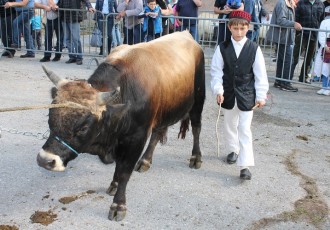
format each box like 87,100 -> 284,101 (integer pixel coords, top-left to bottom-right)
37,31 -> 205,221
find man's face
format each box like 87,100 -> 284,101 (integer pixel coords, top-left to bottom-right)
148,1 -> 156,10
228,24 -> 249,41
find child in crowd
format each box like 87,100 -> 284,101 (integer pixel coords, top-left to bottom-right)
139,0 -> 163,42
210,11 -> 269,180
30,10 -> 42,50
312,6 -> 330,96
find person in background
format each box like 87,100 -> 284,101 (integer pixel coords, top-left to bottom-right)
243,0 -> 259,41
5,0 -> 35,58
213,0 -> 244,45
266,0 -> 302,92
30,9 -> 42,50
95,0 -> 118,55
312,6 -> 330,96
35,0 -> 63,62
0,0 -> 16,57
210,10 -> 269,180
175,0 -> 202,42
117,0 -> 143,45
112,18 -> 122,47
51,0 -> 95,65
290,0 -> 324,83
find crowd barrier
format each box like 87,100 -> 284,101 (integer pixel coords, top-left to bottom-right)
0,7 -> 328,88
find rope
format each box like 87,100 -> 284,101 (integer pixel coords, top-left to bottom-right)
215,104 -> 222,158
0,102 -> 88,113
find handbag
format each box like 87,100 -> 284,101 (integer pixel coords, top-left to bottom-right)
90,24 -> 103,47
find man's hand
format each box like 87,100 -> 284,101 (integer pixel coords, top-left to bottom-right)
88,7 -> 96,13
4,2 -> 14,8
216,94 -> 224,105
294,22 -> 302,31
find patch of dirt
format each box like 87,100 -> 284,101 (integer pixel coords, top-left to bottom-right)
296,135 -> 309,141
0,225 -> 19,230
250,150 -> 329,229
254,110 -> 300,127
58,190 -> 96,204
30,210 -> 57,226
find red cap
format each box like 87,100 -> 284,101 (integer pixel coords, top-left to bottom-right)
229,10 -> 251,22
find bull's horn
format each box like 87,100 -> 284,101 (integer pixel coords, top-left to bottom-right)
42,64 -> 63,86
97,89 -> 121,105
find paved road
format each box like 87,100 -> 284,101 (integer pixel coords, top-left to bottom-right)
0,53 -> 329,230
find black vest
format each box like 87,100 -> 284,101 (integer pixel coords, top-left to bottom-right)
219,39 -> 258,111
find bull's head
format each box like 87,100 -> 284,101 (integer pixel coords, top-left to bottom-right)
37,65 -> 128,172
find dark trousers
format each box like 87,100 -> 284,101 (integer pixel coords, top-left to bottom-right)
123,24 -> 142,45
98,15 -> 114,54
0,15 -> 15,55
291,33 -> 316,82
32,29 -> 41,49
44,18 -> 63,58
276,44 -> 293,85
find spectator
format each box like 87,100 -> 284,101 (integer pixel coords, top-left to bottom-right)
210,10 -> 269,180
291,0 -> 324,83
312,6 -> 330,96
156,0 -> 173,35
30,9 -> 42,50
0,0 -> 16,57
35,0 -> 63,62
52,0 -> 95,65
244,0 -> 260,41
168,0 -> 181,33
117,0 -> 143,45
266,0 -> 302,92
112,18 -> 122,47
175,0 -> 202,42
139,0 -> 162,41
95,0 -> 118,55
213,0 -> 244,45
5,0 -> 35,58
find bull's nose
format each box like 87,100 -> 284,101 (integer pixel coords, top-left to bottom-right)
37,150 -> 65,172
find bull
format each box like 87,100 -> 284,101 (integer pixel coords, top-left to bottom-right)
37,31 -> 205,221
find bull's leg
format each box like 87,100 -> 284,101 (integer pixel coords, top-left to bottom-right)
135,128 -> 167,173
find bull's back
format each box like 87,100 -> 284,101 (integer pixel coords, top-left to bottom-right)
108,31 -> 204,126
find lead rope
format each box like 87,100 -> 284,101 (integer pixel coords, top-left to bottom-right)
215,103 -> 222,158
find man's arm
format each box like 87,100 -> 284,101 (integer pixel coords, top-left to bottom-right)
34,0 -> 52,12
5,0 -> 29,8
193,0 -> 202,7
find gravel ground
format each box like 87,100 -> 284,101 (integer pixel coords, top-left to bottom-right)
0,52 -> 329,230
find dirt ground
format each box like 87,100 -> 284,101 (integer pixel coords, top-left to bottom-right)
0,50 -> 329,230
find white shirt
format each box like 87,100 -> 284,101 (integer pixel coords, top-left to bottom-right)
35,0 -> 59,20
102,0 -> 110,14
210,37 -> 269,102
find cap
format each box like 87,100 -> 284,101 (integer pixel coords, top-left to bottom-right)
229,10 -> 251,23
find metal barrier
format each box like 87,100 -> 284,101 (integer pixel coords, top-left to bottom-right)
0,6 -> 328,89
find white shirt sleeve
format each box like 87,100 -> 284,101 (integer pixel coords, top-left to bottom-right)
210,45 -> 224,96
253,47 -> 269,102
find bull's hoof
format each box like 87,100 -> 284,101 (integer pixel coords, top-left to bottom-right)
108,203 -> 127,221
189,155 -> 202,169
134,159 -> 151,173
106,182 -> 118,196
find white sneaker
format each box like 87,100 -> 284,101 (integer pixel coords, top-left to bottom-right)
323,89 -> 330,96
317,89 -> 325,95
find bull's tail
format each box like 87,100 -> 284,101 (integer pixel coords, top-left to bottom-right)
178,117 -> 190,139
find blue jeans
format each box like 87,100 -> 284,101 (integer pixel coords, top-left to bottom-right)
98,15 -> 114,53
13,11 -> 35,55
182,24 -> 198,42
62,21 -> 82,60
276,44 -> 293,85
112,23 -> 121,47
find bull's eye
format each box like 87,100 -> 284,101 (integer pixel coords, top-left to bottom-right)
77,126 -> 89,136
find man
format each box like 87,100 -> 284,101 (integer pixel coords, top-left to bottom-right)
5,0 -> 35,58
0,0 -> 16,57
51,0 -> 95,65
35,0 -> 63,62
117,0 -> 144,45
291,0 -> 324,83
244,0 -> 260,41
175,0 -> 202,42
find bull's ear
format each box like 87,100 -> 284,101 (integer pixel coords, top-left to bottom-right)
51,87 -> 58,99
97,88 -> 121,105
42,64 -> 68,87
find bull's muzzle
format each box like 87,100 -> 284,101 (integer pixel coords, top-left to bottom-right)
37,149 -> 66,172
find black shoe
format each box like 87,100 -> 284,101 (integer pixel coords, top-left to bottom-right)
65,58 -> 76,64
52,56 -> 61,62
240,168 -> 252,180
76,59 -> 83,65
1,52 -> 9,57
20,53 -> 35,58
279,83 -> 298,92
273,81 -> 282,88
40,57 -> 50,62
227,152 -> 238,164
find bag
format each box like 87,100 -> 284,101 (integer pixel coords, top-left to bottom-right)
322,38 -> 330,63
90,25 -> 102,47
